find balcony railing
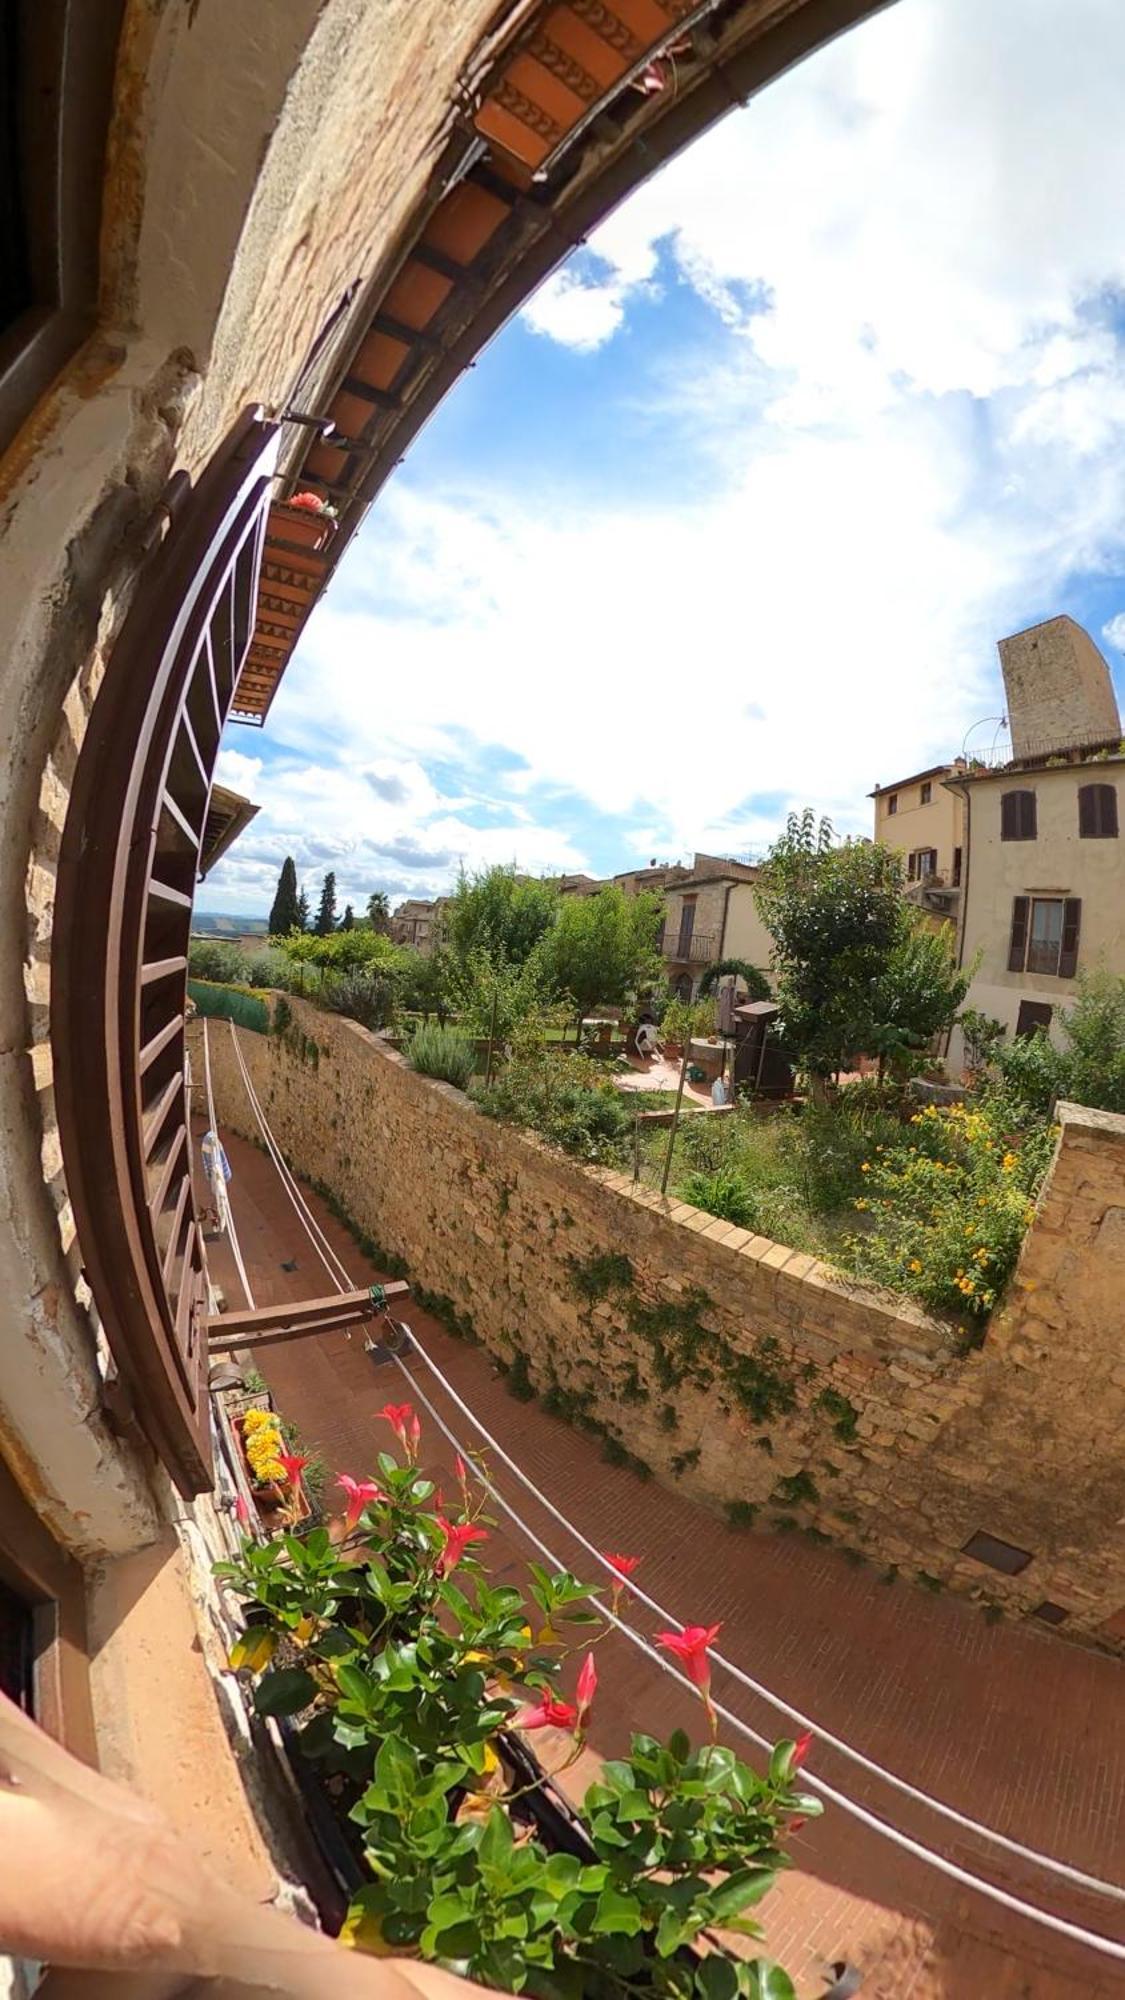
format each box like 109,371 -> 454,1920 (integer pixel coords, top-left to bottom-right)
661,929 -> 719,963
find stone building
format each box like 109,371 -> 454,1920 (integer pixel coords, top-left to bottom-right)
661,857 -> 773,999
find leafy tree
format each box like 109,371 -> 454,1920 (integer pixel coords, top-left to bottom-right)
538,886 -> 663,1034
866,922 -> 972,1078
446,865 -> 556,970
398,945 -> 454,1025
996,970 -> 1125,1113
367,890 -> 391,934
281,928 -> 400,973
268,856 -> 301,936
340,903 -> 355,930
755,811 -> 906,1081
295,885 -> 310,932
314,870 -> 338,937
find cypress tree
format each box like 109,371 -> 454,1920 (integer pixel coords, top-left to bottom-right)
315,870 -> 338,936
340,903 -> 355,930
268,856 -> 301,935
295,886 -> 310,932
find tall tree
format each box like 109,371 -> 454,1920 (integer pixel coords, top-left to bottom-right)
315,870 -> 338,937
295,885 -> 310,932
447,865 -> 557,970
268,856 -> 301,935
367,890 -> 391,934
755,809 -> 957,1082
340,903 -> 355,930
538,886 -> 663,1034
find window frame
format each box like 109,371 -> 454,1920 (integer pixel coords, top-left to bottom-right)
1008,895 -> 1081,979
0,1453 -> 96,1761
920,781 -> 932,804
886,792 -> 898,816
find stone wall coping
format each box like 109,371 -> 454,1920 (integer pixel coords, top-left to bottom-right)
1055,1100 -> 1125,1144
283,998 -> 953,1354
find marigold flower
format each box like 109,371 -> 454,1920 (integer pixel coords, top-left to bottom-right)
435,1513 -> 488,1577
337,1474 -> 382,1533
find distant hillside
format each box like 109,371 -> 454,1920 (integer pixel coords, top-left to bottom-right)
191,911 -> 268,936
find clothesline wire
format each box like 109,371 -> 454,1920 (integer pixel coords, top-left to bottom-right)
221,1023 -> 1125,1964
203,1018 -> 255,1309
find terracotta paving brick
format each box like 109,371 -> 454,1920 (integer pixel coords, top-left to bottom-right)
203,1121 -> 1125,1998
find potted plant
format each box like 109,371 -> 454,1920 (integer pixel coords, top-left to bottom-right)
218,1406 -> 822,1996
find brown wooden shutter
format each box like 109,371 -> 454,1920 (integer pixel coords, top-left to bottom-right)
1079,783 -> 1118,837
907,852 -> 916,880
1059,899 -> 1081,978
52,415 -> 279,1497
1019,791 -> 1037,838
1001,793 -> 1016,841
1008,896 -> 1029,972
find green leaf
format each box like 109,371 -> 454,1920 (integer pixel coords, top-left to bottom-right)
656,1908 -> 689,1958
741,1964 -> 796,2000
706,1869 -> 778,1924
591,1888 -> 643,1936
697,1955 -> 740,2000
614,1789 -> 657,1821
253,1667 -> 317,1717
334,1662 -> 377,1709
480,1805 -> 515,1870
768,1741 -> 796,1786
669,1729 -> 691,1764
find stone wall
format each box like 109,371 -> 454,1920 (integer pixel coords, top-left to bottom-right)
196,1002 -> 1125,1649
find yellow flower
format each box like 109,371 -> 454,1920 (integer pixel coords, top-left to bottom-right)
854,1198 -> 869,1211
908,1258 -> 922,1273
1001,1152 -> 1017,1172
973,1248 -> 989,1266
860,1162 -> 870,1173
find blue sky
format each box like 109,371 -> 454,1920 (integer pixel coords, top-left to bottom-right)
206,0 -> 1125,917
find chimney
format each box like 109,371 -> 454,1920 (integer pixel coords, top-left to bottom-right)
998,616 -> 1121,760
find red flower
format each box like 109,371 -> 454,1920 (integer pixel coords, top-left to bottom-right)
514,1694 -> 579,1732
435,1513 -> 488,1577
792,1730 -> 813,1770
576,1651 -> 597,1729
289,490 -> 325,514
455,1453 -> 468,1485
788,1816 -> 807,1834
605,1552 -> 640,1579
379,1403 -> 413,1449
234,1493 -> 250,1528
337,1475 -> 382,1534
655,1622 -> 722,1692
278,1451 -> 310,1489
408,1410 -> 422,1457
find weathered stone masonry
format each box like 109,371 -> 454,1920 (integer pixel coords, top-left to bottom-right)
196,1000 -> 1125,1648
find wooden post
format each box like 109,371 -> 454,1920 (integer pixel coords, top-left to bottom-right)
660,1040 -> 692,1197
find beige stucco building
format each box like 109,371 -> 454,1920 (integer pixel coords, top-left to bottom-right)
949,756 -> 1125,1049
871,763 -> 966,927
949,615 -> 1124,1058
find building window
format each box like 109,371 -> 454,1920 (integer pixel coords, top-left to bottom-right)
886,793 -> 898,816
962,1530 -> 1033,1576
920,781 -> 932,804
907,847 -> 937,881
952,846 -> 962,886
1008,896 -> 1081,978
1016,1000 -> 1053,1038
1078,782 -> 1118,839
1000,790 -> 1037,841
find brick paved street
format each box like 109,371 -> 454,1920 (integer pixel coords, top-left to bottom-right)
205,1121 -> 1125,1999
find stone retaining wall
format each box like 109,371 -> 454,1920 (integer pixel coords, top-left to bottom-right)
195,1001 -> 1125,1648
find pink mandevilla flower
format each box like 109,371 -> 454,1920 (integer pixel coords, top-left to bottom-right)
792,1730 -> 813,1770
337,1475 -> 382,1534
379,1403 -> 412,1449
576,1652 -> 597,1729
514,1694 -> 579,1732
233,1493 -> 250,1528
408,1410 -> 422,1456
435,1514 -> 488,1577
655,1622 -> 722,1692
277,1451 -> 310,1488
605,1552 -> 640,1581
289,490 -> 325,513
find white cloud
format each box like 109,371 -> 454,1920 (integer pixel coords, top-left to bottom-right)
208,0 -> 1125,912
1102,614 -> 1125,653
